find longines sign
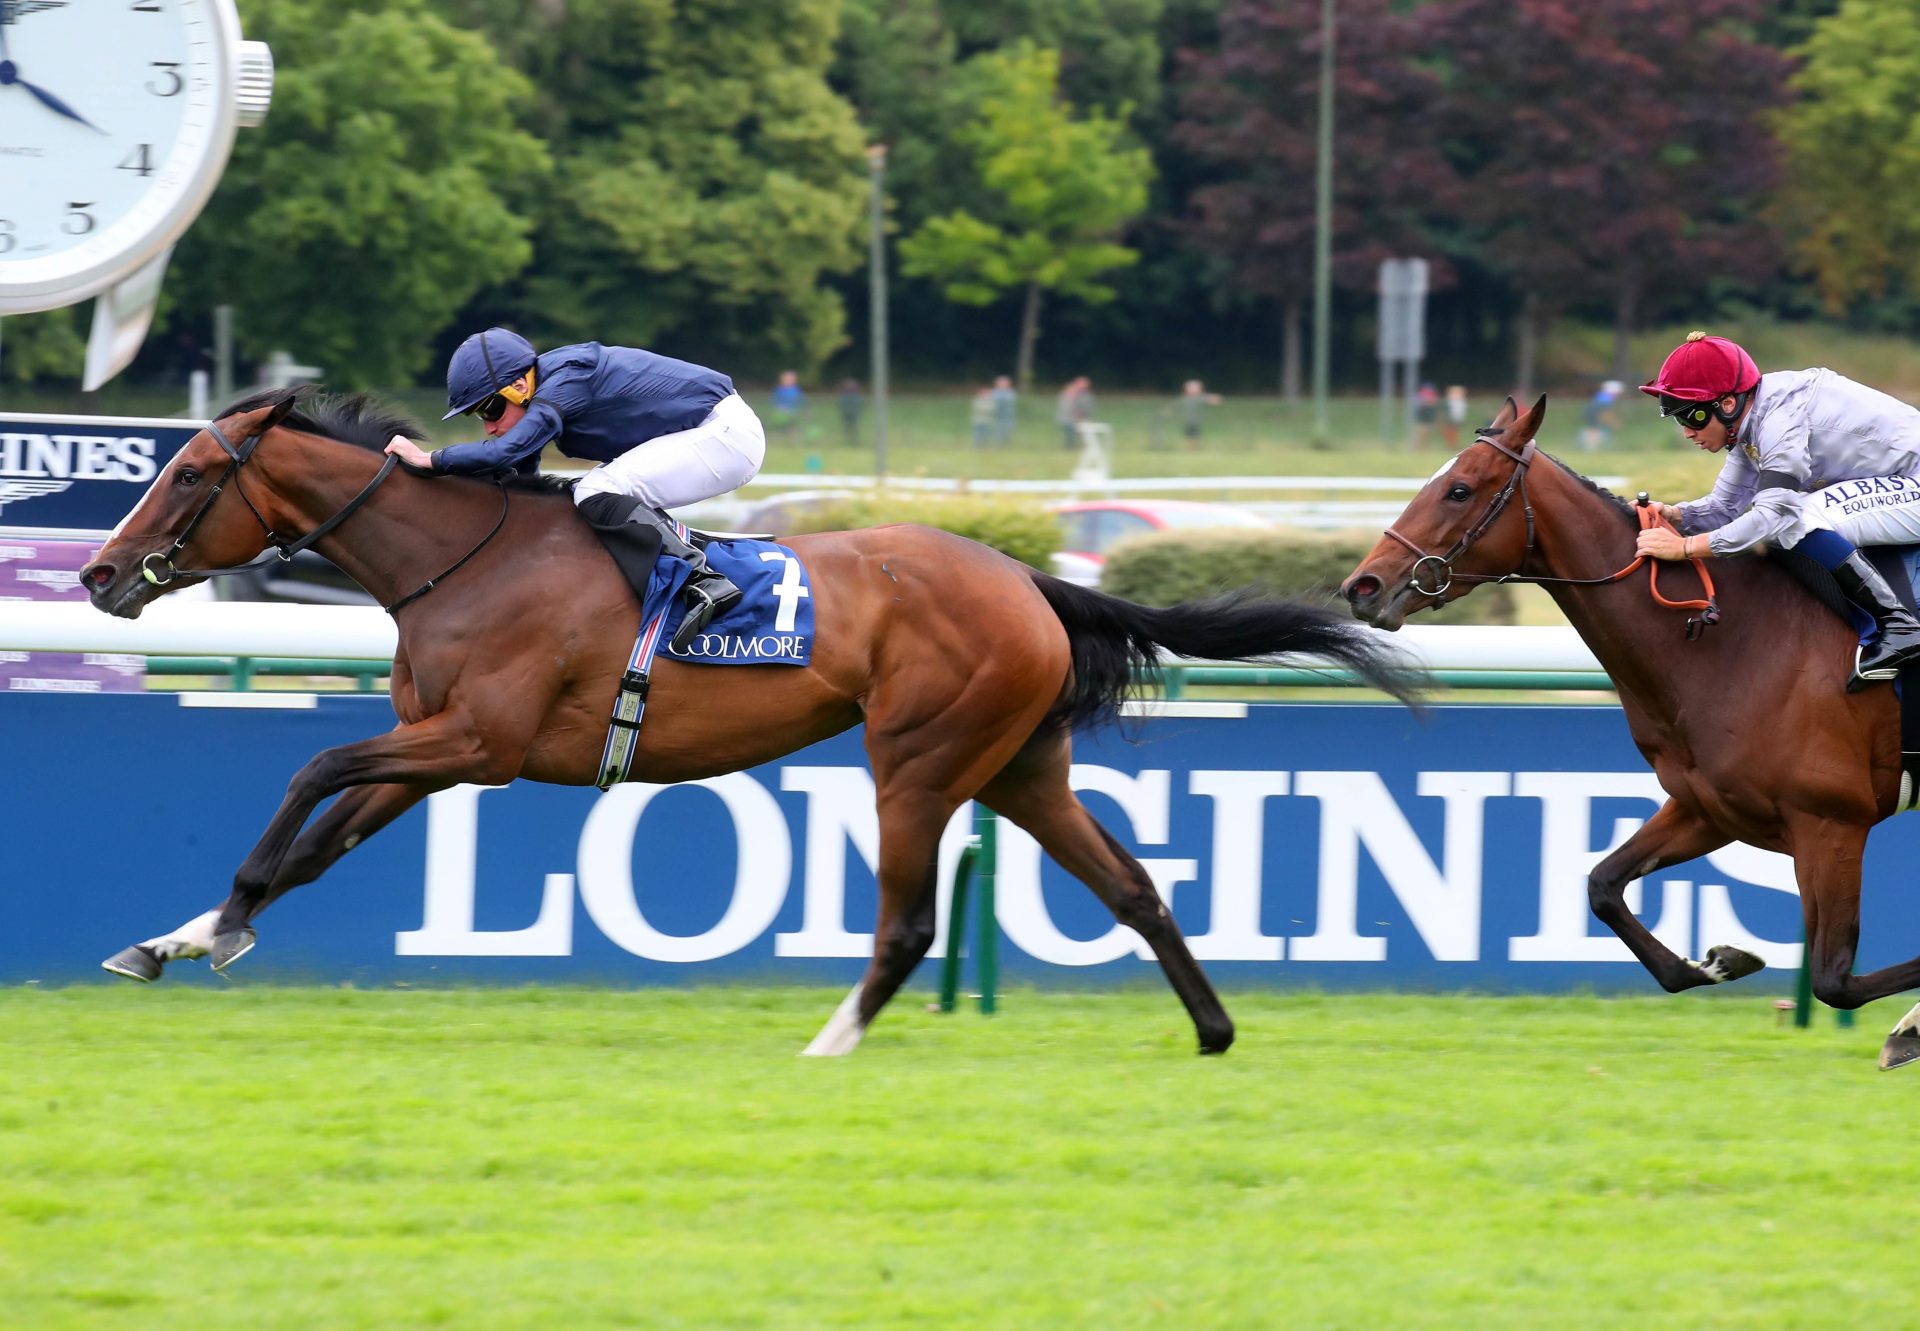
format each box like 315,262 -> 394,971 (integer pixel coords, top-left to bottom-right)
0,413 -> 200,537
7,695 -> 1882,989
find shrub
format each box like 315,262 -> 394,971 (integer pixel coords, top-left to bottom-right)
776,493 -> 1061,569
1100,528 -> 1517,625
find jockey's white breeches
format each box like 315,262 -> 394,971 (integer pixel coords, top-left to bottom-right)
571,392 -> 765,511
1801,473 -> 1920,547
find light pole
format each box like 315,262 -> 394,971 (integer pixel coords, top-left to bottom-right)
1310,0 -> 1337,447
866,144 -> 890,480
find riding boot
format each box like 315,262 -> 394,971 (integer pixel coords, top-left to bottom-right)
1834,551 -> 1920,690
655,515 -> 743,652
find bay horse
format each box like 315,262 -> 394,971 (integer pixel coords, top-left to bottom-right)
81,387 -> 1416,1056
1341,395 -> 1920,1069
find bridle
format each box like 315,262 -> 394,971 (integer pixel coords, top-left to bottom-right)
137,411 -> 508,616
1381,427 -> 1720,638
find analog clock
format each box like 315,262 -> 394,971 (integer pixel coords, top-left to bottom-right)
0,0 -> 271,385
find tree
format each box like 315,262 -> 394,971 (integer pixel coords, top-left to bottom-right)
435,0 -> 869,375
1777,0 -> 1920,315
899,43 -> 1152,390
1172,0 -> 1455,401
162,0 -> 544,388
1426,0 -> 1788,393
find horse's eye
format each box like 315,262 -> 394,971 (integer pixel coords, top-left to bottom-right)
1446,483 -> 1472,502
175,467 -> 200,487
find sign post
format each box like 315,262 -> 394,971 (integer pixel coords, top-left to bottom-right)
1376,258 -> 1430,445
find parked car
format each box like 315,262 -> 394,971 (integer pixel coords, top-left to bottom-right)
1047,499 -> 1270,574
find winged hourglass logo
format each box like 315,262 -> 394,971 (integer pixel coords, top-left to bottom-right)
0,479 -> 73,515
2,3 -> 74,22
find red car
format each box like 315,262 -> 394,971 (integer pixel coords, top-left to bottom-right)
1048,499 -> 1270,584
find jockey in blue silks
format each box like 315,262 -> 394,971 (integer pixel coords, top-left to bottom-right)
386,328 -> 766,652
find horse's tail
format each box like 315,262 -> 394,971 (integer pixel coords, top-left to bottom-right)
1026,570 -> 1423,733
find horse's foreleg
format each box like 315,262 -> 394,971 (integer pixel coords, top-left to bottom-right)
1587,799 -> 1756,993
206,710 -> 512,968
101,783 -> 430,982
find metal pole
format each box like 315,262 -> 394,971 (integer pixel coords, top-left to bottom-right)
1309,0 -> 1336,446
213,304 -> 234,404
867,145 -> 890,479
976,806 -> 998,1015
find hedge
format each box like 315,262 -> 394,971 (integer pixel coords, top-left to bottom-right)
1099,528 -> 1517,625
773,493 -> 1061,569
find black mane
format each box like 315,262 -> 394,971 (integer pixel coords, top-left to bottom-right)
217,386 -> 572,494
1546,452 -> 1639,528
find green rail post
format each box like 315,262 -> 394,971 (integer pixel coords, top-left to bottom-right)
937,837 -> 979,1014
936,805 -> 999,1015
976,807 -> 998,1015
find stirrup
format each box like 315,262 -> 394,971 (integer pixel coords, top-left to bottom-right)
669,585 -> 725,653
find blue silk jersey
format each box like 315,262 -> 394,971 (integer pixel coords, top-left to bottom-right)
434,342 -> 734,475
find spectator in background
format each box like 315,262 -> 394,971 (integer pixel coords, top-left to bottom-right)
971,387 -> 995,448
837,378 -> 863,447
770,370 -> 805,443
990,374 -> 1018,445
1412,382 -> 1441,451
1179,378 -> 1223,448
1057,376 -> 1094,451
1443,385 -> 1469,449
1580,380 -> 1623,451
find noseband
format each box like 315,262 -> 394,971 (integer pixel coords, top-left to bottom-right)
139,415 -> 398,588
1383,430 -> 1538,597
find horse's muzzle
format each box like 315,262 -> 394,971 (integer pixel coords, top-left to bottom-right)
79,559 -> 154,619
1342,569 -> 1408,631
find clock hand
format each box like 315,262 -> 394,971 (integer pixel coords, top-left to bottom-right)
2,66 -> 105,134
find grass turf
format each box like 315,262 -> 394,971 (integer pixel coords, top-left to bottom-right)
0,985 -> 1906,1329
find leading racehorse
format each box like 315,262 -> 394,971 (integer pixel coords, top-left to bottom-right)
1342,395 -> 1920,1069
81,387 -> 1417,1056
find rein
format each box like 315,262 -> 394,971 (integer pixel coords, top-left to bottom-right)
140,415 -> 510,617
1383,429 -> 1721,638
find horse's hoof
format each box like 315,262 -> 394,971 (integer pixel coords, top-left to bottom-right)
209,929 -> 256,973
1880,1035 -> 1920,1071
1197,1022 -> 1235,1056
101,945 -> 162,983
1697,944 -> 1765,984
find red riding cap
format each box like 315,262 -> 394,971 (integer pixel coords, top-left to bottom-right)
1639,331 -> 1761,402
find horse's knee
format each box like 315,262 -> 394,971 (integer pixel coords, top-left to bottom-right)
877,913 -> 936,971
1113,887 -> 1173,937
1811,970 -> 1863,1010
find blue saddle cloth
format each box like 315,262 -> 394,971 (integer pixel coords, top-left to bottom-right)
643,536 -> 815,666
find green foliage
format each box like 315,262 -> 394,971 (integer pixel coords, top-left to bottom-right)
167,0 -> 543,387
776,492 -> 1061,568
898,43 -> 1152,382
0,307 -> 86,385
1777,0 -> 1920,312
463,0 -> 870,373
1101,528 -> 1516,625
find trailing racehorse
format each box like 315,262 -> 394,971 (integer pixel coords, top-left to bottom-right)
82,388 -> 1417,1055
1342,395 -> 1920,1069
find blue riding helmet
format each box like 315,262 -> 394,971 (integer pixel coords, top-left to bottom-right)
443,328 -> 538,420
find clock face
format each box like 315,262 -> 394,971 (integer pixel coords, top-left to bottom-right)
0,0 -> 238,308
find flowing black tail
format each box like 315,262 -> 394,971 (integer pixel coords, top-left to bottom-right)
1028,571 -> 1424,733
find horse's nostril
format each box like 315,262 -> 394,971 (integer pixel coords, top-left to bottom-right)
1346,574 -> 1382,603
84,563 -> 116,590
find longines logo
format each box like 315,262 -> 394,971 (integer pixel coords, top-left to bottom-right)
0,478 -> 71,516
0,432 -> 159,484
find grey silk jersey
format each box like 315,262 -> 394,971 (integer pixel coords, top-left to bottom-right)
1675,368 -> 1920,554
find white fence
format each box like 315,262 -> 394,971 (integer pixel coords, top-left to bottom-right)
0,600 -> 1605,675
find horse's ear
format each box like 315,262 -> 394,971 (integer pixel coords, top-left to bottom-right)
1488,397 -> 1520,431
1518,394 -> 1548,440
262,390 -> 305,430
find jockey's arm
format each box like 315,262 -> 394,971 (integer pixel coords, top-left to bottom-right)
431,400 -> 564,475
1682,393 -> 1814,556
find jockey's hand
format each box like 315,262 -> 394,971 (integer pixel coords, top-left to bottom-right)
1635,527 -> 1690,562
385,434 -> 434,471
1654,501 -> 1684,526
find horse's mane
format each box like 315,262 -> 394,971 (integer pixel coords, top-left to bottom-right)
218,386 -> 573,494
1544,451 -> 1638,529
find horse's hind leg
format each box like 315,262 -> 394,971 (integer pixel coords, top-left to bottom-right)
978,734 -> 1234,1054
802,794 -> 949,1056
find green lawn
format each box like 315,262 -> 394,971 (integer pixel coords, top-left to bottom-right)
1,985 -> 1905,1330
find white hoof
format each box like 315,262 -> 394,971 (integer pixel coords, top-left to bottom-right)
801,983 -> 866,1058
1889,1000 -> 1920,1040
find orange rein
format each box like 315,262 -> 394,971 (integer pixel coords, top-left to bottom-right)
1625,504 -> 1718,613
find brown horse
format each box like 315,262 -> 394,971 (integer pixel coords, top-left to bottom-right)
81,387 -> 1416,1055
1341,395 -> 1920,1068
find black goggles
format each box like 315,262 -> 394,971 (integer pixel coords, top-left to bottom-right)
1659,395 -> 1718,430
471,392 -> 511,424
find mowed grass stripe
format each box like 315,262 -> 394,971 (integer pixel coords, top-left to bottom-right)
0,987 -> 1909,1330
